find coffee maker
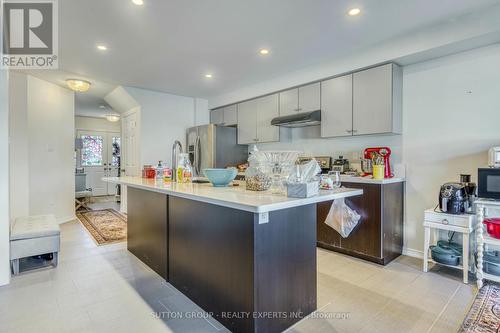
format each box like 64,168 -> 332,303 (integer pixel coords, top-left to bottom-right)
363,147 -> 393,178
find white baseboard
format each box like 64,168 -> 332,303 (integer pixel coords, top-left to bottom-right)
57,215 -> 77,224
402,247 -> 424,259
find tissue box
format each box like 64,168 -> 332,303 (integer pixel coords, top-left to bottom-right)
287,181 -> 319,198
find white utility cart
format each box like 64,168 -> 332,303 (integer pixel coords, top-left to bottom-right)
423,208 -> 475,284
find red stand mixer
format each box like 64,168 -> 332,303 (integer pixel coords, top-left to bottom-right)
362,147 -> 393,178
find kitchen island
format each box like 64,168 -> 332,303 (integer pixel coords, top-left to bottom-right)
104,176 -> 362,333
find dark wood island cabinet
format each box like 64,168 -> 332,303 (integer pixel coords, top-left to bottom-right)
317,181 -> 404,265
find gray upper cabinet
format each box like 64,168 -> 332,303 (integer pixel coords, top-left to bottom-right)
237,100 -> 258,144
237,94 -> 279,144
279,83 -> 320,116
298,83 -> 320,113
352,63 -> 402,135
256,94 -> 279,143
223,104 -> 238,126
321,74 -> 353,138
321,63 -> 402,137
278,89 -> 298,116
210,108 -> 224,125
210,104 -> 238,126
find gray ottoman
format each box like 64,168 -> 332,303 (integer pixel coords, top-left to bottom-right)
10,215 -> 61,275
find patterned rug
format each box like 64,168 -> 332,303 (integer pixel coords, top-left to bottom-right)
77,209 -> 127,245
460,283 -> 500,333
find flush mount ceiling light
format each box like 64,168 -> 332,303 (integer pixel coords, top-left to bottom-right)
66,79 -> 91,92
132,0 -> 144,5
205,73 -> 213,79
105,114 -> 120,122
96,44 -> 107,51
259,48 -> 270,55
99,105 -> 106,109
348,8 -> 361,16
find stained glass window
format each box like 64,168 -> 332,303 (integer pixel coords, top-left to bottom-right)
111,137 -> 121,167
81,135 -> 103,166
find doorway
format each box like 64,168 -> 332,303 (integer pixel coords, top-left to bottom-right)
77,130 -> 121,196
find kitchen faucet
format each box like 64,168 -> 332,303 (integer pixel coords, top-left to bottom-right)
171,140 -> 183,182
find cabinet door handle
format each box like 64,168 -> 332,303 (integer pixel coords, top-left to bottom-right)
352,130 -> 358,134
346,130 -> 353,133
254,138 -> 259,142
442,219 -> 449,225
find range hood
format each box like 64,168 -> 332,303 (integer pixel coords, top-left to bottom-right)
270,110 -> 321,128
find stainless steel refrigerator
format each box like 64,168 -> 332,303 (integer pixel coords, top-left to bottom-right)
186,124 -> 248,177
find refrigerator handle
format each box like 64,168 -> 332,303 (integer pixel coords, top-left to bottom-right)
195,136 -> 201,175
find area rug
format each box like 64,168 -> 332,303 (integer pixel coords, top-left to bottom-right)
77,209 -> 127,245
459,283 -> 500,333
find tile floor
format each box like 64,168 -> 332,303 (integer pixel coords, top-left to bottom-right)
0,220 -> 476,333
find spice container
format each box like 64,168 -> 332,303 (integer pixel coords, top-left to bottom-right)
163,167 -> 172,182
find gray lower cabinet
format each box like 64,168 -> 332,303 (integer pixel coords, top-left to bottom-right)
237,94 -> 279,144
321,63 -> 402,137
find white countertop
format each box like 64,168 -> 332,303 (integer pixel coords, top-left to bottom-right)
339,175 -> 405,184
104,176 -> 363,213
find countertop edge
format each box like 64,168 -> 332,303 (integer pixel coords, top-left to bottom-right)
105,177 -> 363,213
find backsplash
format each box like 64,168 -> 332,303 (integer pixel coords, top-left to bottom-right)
253,125 -> 403,173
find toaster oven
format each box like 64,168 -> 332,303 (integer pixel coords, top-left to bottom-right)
478,168 -> 500,200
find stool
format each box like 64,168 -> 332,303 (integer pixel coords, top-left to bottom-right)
10,215 -> 61,275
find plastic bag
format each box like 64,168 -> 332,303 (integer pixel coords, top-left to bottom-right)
324,198 -> 361,238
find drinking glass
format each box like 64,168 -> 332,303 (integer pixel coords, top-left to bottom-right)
328,171 -> 341,189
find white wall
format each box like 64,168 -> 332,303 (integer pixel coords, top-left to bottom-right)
8,72 -> 29,219
209,4 -> 500,108
75,116 -> 121,132
9,73 -> 75,224
0,71 -> 10,286
402,43 -> 500,253
124,87 -> 201,167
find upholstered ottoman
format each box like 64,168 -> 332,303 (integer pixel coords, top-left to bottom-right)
10,215 -> 61,275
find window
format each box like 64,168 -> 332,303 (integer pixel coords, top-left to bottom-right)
111,136 -> 121,167
81,135 -> 103,166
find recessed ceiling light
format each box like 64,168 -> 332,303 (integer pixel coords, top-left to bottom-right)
97,44 -> 107,51
259,48 -> 270,55
99,105 -> 106,109
348,8 -> 361,16
205,73 -> 213,79
132,0 -> 144,5
66,79 -> 91,92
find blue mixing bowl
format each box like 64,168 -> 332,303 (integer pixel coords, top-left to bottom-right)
203,168 -> 238,187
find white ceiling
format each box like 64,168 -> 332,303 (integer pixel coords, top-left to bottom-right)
53,0 -> 500,99
24,69 -> 117,117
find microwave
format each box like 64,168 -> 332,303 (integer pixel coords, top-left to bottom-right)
478,168 -> 500,200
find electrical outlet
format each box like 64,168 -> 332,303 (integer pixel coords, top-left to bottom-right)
258,212 -> 269,224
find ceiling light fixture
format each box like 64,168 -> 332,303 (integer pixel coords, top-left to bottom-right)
259,48 -> 270,55
99,105 -> 106,109
66,79 -> 91,92
96,44 -> 107,51
348,8 -> 361,16
105,114 -> 120,122
205,73 -> 213,79
132,0 -> 144,5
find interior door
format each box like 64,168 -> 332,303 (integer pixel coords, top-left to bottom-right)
78,130 -> 108,196
107,132 -> 121,195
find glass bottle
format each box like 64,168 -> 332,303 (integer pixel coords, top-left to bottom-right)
176,153 -> 193,183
